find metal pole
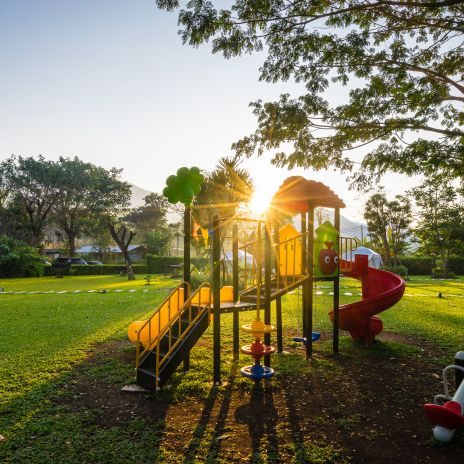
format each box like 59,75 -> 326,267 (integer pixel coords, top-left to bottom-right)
307,206 -> 314,360
212,215 -> 222,385
232,222 -> 239,360
276,296 -> 283,353
333,207 -> 341,355
301,213 -> 307,337
183,206 -> 191,371
272,223 -> 283,353
264,221 -> 272,367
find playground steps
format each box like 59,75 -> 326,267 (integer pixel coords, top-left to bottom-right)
136,304 -> 210,390
136,296 -> 256,391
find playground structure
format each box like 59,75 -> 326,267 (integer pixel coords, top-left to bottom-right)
423,352 -> 464,443
128,175 -> 406,391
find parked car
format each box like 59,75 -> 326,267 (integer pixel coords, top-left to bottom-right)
53,257 -> 88,265
86,260 -> 103,265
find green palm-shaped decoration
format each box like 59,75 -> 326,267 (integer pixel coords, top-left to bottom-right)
163,167 -> 204,206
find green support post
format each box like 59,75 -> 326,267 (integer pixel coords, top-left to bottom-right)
276,296 -> 283,353
307,206 -> 315,360
183,206 -> 191,371
273,223 -> 283,353
264,221 -> 272,367
301,213 -> 307,337
232,222 -> 239,361
212,215 -> 222,384
333,207 -> 340,354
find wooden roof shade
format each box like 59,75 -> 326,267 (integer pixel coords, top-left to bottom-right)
270,176 -> 346,215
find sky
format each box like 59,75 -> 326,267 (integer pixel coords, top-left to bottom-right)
0,0 -> 422,222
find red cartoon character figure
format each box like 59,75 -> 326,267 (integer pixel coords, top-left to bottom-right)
318,241 -> 338,275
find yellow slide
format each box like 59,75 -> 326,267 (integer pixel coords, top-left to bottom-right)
128,285 -> 234,348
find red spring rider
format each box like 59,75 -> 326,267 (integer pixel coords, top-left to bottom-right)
423,351 -> 464,443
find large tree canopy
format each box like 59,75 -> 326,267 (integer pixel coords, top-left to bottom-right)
53,157 -> 132,255
0,155 -> 60,247
157,0 -> 464,187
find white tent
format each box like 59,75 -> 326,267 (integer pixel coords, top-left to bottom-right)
341,246 -> 383,269
224,250 -> 255,269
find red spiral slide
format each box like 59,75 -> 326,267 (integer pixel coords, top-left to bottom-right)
329,254 -> 405,345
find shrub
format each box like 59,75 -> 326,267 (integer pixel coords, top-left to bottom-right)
146,255 -> 208,274
380,265 -> 408,278
398,257 -> 434,275
447,257 -> 464,275
0,236 -> 43,278
190,271 -> 211,290
44,264 -> 148,277
432,268 -> 456,279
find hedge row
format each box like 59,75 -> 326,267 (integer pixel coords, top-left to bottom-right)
43,264 -> 148,277
146,255 -> 208,273
447,257 -> 464,275
398,257 -> 434,275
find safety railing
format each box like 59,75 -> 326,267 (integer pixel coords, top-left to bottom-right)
236,218 -> 266,302
152,283 -> 212,390
135,281 -> 188,368
338,237 -> 360,273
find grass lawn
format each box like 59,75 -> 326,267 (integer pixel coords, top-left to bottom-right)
0,274 -> 463,463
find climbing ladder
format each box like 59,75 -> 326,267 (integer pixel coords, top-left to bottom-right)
135,283 -> 212,391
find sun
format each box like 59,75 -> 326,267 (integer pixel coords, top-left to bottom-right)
248,185 -> 275,217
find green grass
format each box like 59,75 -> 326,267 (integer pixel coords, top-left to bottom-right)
0,276 -> 176,439
0,274 -> 463,463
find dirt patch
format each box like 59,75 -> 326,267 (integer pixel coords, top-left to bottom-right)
55,336 -> 464,463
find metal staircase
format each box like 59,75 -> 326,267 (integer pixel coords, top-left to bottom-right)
135,283 -> 212,391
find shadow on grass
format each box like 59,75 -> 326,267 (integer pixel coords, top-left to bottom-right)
0,346 -> 171,463
234,381 -> 279,464
183,364 -> 237,463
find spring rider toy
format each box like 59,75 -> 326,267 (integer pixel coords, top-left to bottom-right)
423,351 -> 464,443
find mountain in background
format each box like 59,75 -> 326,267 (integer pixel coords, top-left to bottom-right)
130,185 -> 152,207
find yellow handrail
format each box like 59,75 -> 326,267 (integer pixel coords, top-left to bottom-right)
157,283 -> 211,370
136,281 -> 189,368
152,283 -> 212,389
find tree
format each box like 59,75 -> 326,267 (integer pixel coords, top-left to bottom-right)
0,197 -> 33,243
108,222 -> 137,280
53,157 -> 132,256
364,191 -> 412,265
0,155 -> 59,247
123,192 -> 169,236
410,177 -> 464,271
192,156 -> 254,228
157,1 -> 464,187
0,235 -> 43,278
145,229 -> 171,255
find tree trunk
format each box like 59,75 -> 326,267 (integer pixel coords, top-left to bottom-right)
123,251 -> 135,280
66,229 -> 77,256
108,223 -> 136,281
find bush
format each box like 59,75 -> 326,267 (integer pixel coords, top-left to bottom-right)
399,257 -> 434,275
380,265 -> 408,278
0,236 -> 44,278
432,268 -> 456,279
44,264 -> 148,277
190,271 -> 211,290
146,255 -> 208,274
447,257 -> 464,275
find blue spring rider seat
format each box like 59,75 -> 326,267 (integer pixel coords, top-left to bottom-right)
293,332 -> 321,345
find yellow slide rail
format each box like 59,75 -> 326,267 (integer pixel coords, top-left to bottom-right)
141,283 -> 212,390
134,281 -> 188,368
